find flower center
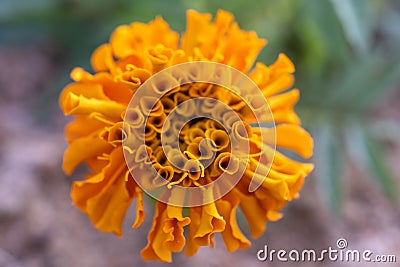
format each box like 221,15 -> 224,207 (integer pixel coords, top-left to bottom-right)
141,82 -> 253,188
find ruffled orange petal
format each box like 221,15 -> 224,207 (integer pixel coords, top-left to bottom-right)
249,53 -> 295,97
61,92 -> 125,119
255,124 -> 314,158
268,89 -> 301,124
110,17 -> 179,60
268,149 -> 315,180
125,176 -> 145,229
182,9 -> 265,72
218,22 -> 266,73
236,189 -> 267,238
181,10 -> 215,58
141,201 -> 190,262
71,147 -> 137,236
216,192 -> 251,252
91,44 -> 116,73
59,82 -> 108,108
63,132 -> 112,175
270,53 -> 295,77
185,202 -> 226,256
86,169 -> 132,236
64,115 -> 107,142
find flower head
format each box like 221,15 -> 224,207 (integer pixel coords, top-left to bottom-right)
60,9 -> 313,262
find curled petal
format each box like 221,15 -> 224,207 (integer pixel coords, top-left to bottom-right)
114,67 -> 152,91
148,44 -> 174,72
214,152 -> 240,175
59,82 -> 108,108
205,129 -> 230,152
62,92 -> 125,119
99,122 -> 125,147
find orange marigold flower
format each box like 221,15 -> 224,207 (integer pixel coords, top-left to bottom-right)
60,9 -> 314,262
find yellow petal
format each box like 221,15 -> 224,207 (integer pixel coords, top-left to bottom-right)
70,67 -> 94,82
195,203 -> 226,244
250,54 -> 295,97
86,157 -> 109,173
141,203 -> 170,262
249,62 -> 270,87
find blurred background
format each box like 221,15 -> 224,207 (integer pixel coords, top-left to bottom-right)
0,0 -> 399,266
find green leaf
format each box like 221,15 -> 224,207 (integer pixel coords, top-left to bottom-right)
330,0 -> 372,55
364,130 -> 397,201
312,122 -> 343,212
353,59 -> 400,111
340,120 -> 398,203
343,121 -> 370,169
370,119 -> 400,146
326,49 -> 383,107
